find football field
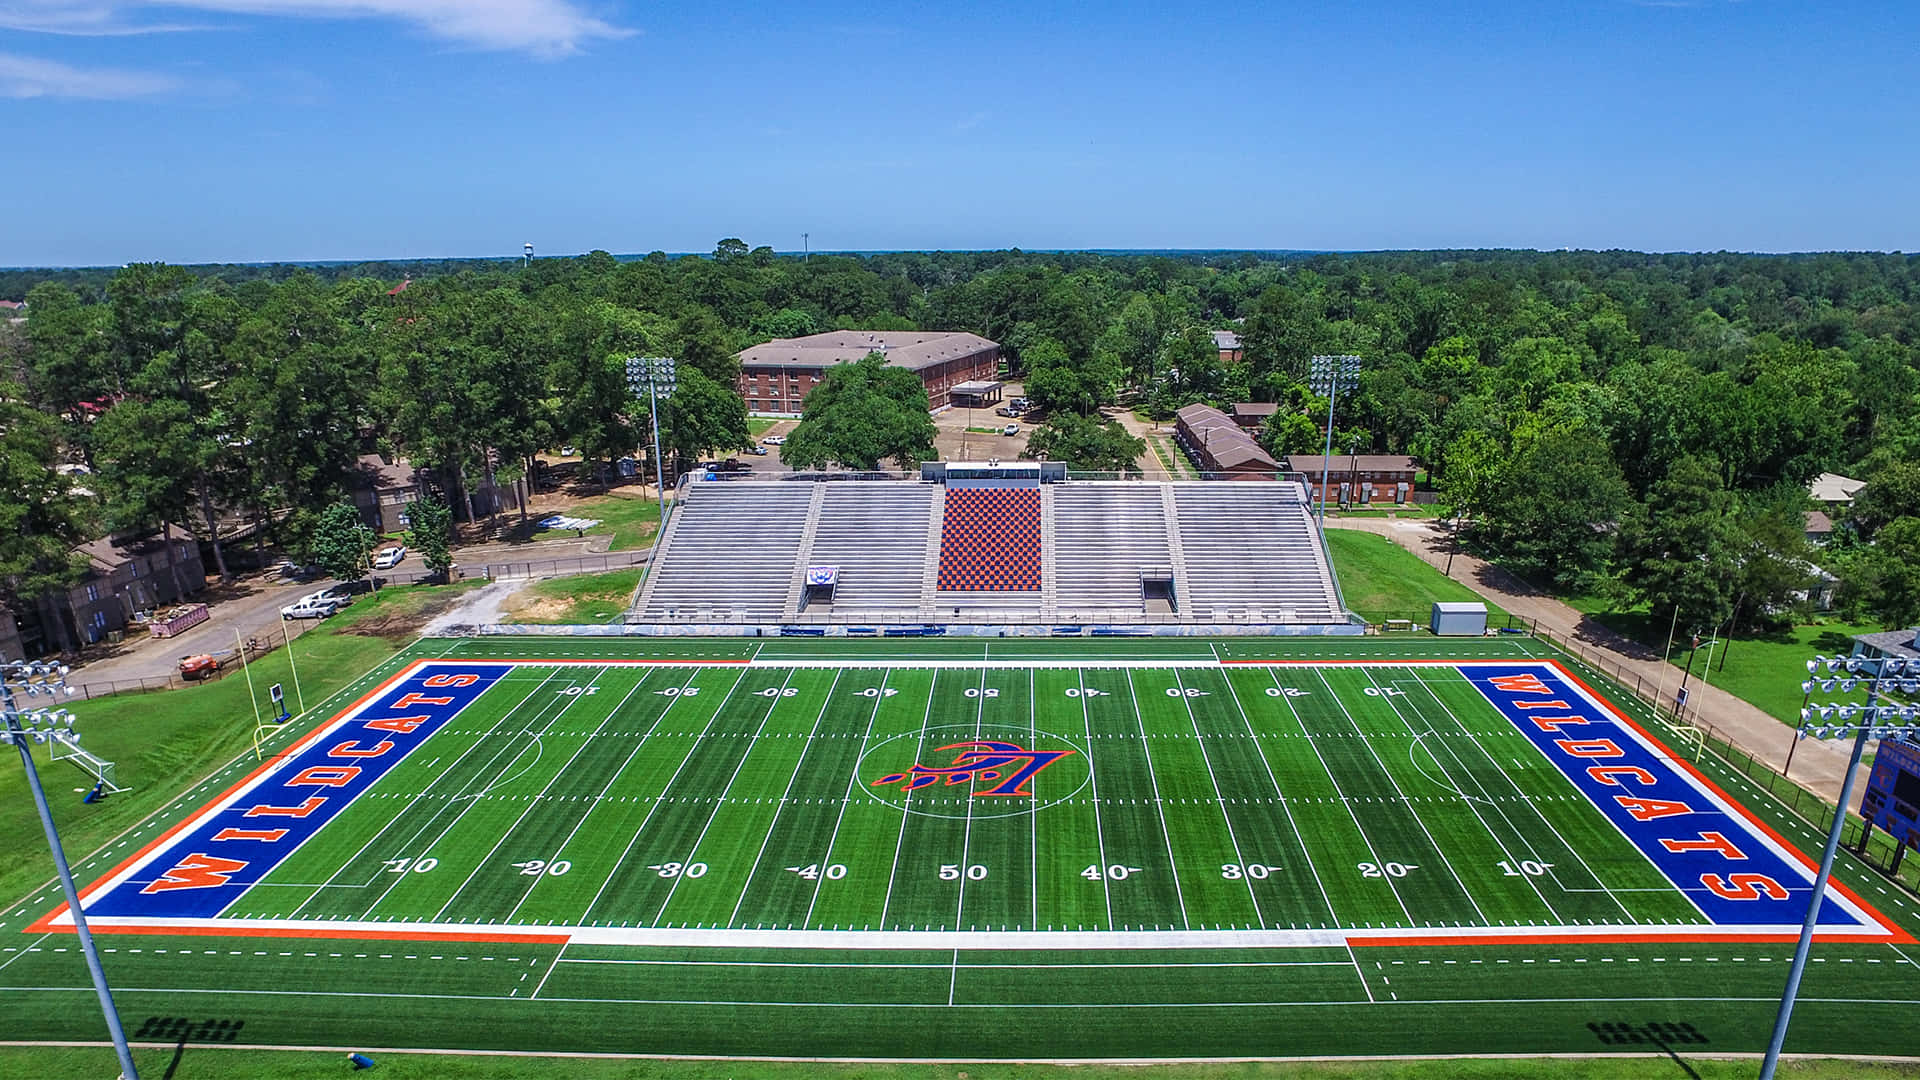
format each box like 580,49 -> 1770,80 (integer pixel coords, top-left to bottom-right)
7,636 -> 1920,1061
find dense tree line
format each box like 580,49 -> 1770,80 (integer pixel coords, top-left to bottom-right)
3,244 -> 1918,642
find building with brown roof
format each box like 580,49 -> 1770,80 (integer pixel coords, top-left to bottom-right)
1174,403 -> 1280,479
5,527 -> 206,656
737,330 -> 1000,414
1285,454 -> 1418,504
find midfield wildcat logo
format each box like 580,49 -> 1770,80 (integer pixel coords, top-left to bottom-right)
872,740 -> 1075,797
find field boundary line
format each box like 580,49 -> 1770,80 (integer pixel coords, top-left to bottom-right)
726,668 -> 845,928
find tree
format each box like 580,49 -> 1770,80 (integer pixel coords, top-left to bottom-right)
1021,336 -> 1119,416
1850,463 -> 1920,541
1471,424 -> 1631,589
664,367 -> 750,465
0,387 -> 93,653
1618,456 -> 1740,635
405,496 -> 454,581
90,397 -> 201,598
1846,517 -> 1920,629
309,502 -> 376,584
1025,413 -> 1145,473
781,352 -> 936,471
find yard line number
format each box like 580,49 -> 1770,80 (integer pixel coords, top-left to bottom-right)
382,857 -> 437,874
785,863 -> 847,881
1083,864 -> 1144,881
1220,863 -> 1283,880
649,862 -> 708,878
1359,861 -> 1418,878
513,859 -> 571,876
939,864 -> 988,880
1500,860 -> 1555,877
557,686 -> 599,696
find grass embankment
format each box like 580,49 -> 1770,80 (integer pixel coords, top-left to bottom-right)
503,568 -> 643,624
748,416 -> 781,436
556,491 -> 663,552
0,582 -> 476,908
4,1048 -> 1909,1080
1325,529 -> 1512,626
1328,504 -> 1430,518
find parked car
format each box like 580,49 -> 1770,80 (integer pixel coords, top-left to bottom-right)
281,590 -> 347,620
995,406 -> 1017,417
748,445 -> 769,455
178,654 -> 218,680
1002,424 -> 1021,436
559,444 -> 577,456
372,545 -> 406,570
763,434 -> 787,445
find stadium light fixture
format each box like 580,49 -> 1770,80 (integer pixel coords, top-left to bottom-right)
0,660 -> 140,1080
1762,653 -> 1920,1080
626,357 -> 679,534
1305,355 -> 1361,521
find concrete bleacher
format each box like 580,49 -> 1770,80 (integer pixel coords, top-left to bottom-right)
804,484 -> 935,615
1171,483 -> 1343,622
634,481 -> 817,620
937,487 -> 1042,592
629,475 -> 1350,628
1051,483 -> 1172,615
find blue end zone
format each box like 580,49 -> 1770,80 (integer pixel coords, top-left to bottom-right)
1464,663 -> 1867,930
85,663 -> 510,920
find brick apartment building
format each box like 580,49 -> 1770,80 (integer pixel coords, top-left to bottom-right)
737,331 -> 1000,414
3,527 -> 207,657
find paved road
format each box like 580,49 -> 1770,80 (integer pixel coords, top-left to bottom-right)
1325,515 -> 1856,802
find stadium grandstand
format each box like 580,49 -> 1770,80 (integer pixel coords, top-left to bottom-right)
625,463 -> 1358,634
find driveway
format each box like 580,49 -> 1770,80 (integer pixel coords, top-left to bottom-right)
1325,516 -> 1857,802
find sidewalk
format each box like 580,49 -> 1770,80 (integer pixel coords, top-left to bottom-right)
1326,516 -> 1857,803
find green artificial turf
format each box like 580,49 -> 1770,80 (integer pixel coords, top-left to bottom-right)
1324,530 -> 1512,625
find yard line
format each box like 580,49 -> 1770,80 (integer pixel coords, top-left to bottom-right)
878,671 -> 944,929
502,666 -> 703,924
578,667 -> 752,922
726,668 -> 845,928
1401,670 -> 1634,922
1028,665 -> 1038,931
1357,668 -> 1561,922
1312,668 -> 1488,925
1346,941 -> 1374,1004
1216,671 -> 1338,926
649,669 -> 797,922
350,669 -> 611,921
429,666 -> 631,921
527,943 -> 566,999
949,668 -> 989,933
1123,670 -> 1191,930
276,669 -> 567,918
0,935 -> 50,976
1077,667 -> 1116,930
1259,667 -> 1414,924
1168,668 -> 1262,927
801,670 -> 892,929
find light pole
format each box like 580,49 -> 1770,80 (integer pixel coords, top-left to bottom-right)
279,611 -> 307,716
1,660 -> 140,1079
1759,653 -> 1920,1080
1306,354 -> 1361,520
625,357 -> 679,535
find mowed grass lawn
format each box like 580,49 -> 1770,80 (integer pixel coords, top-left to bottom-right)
0,582 -> 476,908
504,568 -> 643,623
559,491 -> 662,552
7,1048 -> 1908,1080
1325,528 -> 1512,625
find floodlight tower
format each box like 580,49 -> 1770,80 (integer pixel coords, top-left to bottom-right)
1759,652 -> 1920,1080
1305,355 -> 1361,520
625,357 -> 679,533
1,660 -> 139,1079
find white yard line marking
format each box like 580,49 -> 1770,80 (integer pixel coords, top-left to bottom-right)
1216,669 -> 1339,929
0,935 -> 51,975
1347,942 -> 1374,1003
1078,667 -> 1116,930
878,671 -> 943,929
527,944 -> 565,999
801,670 -> 892,929
948,668 -> 988,935
1315,668 -> 1488,925
503,667 -> 702,924
578,667 -> 752,923
1261,668 -> 1414,923
431,667 -> 629,921
649,669 -> 796,924
1169,668 -> 1263,928
726,669 -> 845,928
275,669 -> 567,918
1124,669 -> 1191,930
1029,665 -> 1039,930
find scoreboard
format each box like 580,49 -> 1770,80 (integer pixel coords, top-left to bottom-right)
1860,737 -> 1920,867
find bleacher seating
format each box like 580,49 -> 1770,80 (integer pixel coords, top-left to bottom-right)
1052,483 -> 1170,613
807,484 -> 934,612
1172,483 -> 1342,622
635,481 -> 815,620
937,487 -> 1041,592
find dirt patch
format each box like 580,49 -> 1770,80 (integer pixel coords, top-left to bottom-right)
499,590 -> 579,624
338,589 -> 471,643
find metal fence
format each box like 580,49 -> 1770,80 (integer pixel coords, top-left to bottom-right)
65,615 -> 324,701
482,551 -> 647,582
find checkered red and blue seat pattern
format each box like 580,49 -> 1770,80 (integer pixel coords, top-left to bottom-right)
937,487 -> 1042,591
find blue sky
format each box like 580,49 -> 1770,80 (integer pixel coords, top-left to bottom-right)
4,1 -> 1917,265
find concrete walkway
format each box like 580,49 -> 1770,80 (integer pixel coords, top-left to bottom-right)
1326,515 -> 1856,803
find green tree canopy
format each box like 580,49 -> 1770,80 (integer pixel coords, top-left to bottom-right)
1025,412 -> 1145,474
781,352 -> 935,471
308,502 -> 377,583
405,496 -> 454,581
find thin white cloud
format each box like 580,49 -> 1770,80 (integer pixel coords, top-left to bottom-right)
1,0 -> 630,55
0,50 -> 179,97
